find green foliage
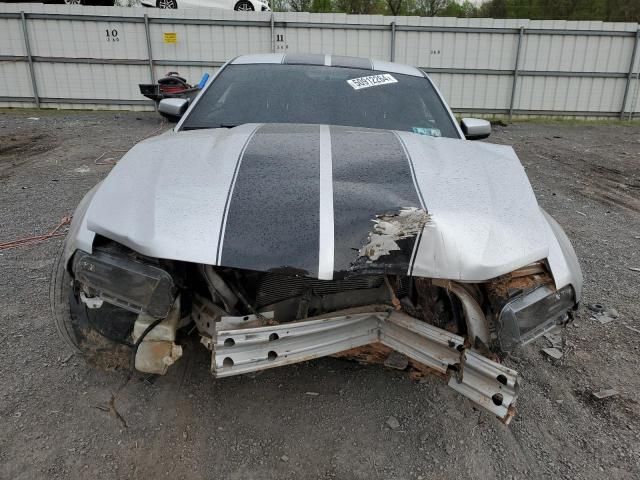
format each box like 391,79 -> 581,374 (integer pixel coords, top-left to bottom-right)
476,0 -> 640,22
311,0 -> 334,11
288,0 -> 313,12
333,0 -> 385,14
385,0 -> 406,15
270,0 -> 290,11
278,0 -> 639,21
437,0 -> 477,17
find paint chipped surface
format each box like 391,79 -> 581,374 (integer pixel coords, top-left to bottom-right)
358,207 -> 430,262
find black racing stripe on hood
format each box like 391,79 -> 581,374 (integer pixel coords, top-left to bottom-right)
331,126 -> 423,276
220,124 -> 321,276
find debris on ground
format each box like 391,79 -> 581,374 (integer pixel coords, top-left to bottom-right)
592,309 -> 619,324
605,307 -> 619,318
541,347 -> 563,360
333,344 -> 443,381
587,304 -> 619,324
93,395 -> 128,429
386,416 -> 400,430
629,267 -> 640,272
592,389 -> 619,400
280,455 -> 289,462
384,351 -> 409,370
624,325 -> 640,334
543,327 -> 563,349
305,391 -> 319,396
60,353 -> 74,364
587,303 -> 605,313
593,314 -> 615,324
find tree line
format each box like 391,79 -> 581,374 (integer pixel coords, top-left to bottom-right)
271,0 -> 639,22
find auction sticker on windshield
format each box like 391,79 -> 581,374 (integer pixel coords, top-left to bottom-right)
347,74 -> 398,90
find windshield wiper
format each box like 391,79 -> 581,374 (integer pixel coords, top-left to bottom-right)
182,123 -> 239,131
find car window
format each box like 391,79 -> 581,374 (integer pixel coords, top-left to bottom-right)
181,64 -> 459,138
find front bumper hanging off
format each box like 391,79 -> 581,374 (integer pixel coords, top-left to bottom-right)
206,309 -> 519,423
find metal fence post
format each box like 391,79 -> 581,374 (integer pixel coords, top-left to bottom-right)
508,26 -> 524,121
629,70 -> 640,120
390,21 -> 396,62
620,29 -> 639,120
144,14 -> 155,84
270,13 -> 275,53
20,11 -> 39,108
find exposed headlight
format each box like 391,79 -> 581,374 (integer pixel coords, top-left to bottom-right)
72,250 -> 176,318
498,284 -> 575,351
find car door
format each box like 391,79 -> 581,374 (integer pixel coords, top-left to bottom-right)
185,0 -> 235,9
177,0 -> 207,7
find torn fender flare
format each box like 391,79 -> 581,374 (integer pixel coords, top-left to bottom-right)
211,310 -> 518,422
432,279 -> 491,347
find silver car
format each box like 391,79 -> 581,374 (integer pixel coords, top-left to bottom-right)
51,54 -> 582,423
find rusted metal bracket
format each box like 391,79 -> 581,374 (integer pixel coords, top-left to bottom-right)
211,310 -> 518,422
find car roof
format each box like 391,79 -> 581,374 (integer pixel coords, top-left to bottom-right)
230,54 -> 425,78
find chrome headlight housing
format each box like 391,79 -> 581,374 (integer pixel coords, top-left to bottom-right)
498,284 -> 575,351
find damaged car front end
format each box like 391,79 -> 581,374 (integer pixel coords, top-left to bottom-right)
51,54 -> 582,423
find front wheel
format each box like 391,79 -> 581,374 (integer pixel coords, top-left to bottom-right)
157,0 -> 178,8
234,1 -> 255,11
50,242 -> 135,370
63,0 -> 83,5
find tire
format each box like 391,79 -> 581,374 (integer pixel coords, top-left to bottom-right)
157,0 -> 178,8
50,241 -> 135,370
234,1 -> 254,11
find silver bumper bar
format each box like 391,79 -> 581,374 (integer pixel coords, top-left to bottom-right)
211,310 -> 518,422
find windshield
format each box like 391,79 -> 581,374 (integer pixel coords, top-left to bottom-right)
181,64 -> 459,138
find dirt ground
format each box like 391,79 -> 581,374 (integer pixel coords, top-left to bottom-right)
0,110 -> 639,480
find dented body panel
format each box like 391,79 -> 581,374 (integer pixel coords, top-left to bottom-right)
69,123 -> 577,293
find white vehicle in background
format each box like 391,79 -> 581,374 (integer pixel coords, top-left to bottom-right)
141,0 -> 271,11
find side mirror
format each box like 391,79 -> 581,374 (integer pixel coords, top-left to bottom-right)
460,118 -> 491,140
158,98 -> 189,122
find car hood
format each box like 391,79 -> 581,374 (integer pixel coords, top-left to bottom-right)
85,123 -> 550,281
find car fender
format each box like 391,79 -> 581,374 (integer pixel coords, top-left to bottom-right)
540,208 -> 583,301
63,184 -> 100,268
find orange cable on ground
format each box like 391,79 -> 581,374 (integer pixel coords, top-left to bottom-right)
2,119 -> 167,250
0,216 -> 72,251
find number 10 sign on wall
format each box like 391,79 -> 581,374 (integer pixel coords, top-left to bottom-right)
105,28 -> 119,42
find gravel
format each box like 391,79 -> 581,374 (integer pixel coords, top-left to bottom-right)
1,110 -> 639,479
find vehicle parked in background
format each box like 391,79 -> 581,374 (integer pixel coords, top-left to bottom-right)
52,54 -> 582,424
0,1 -> 116,5
58,0 -> 114,4
140,0 -> 271,11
